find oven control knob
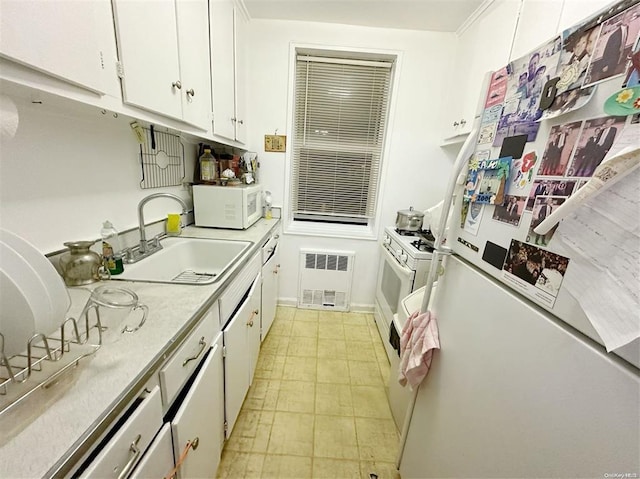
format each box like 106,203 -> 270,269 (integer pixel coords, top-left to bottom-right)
395,249 -> 403,258
383,236 -> 391,245
400,252 -> 408,263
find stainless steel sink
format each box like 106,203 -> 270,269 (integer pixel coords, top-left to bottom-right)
113,237 -> 252,285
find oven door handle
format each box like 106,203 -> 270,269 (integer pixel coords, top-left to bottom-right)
381,246 -> 414,279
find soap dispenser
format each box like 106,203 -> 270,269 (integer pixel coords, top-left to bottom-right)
101,221 -> 124,275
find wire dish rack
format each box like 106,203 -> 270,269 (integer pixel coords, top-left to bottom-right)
0,302 -> 104,417
139,126 -> 185,189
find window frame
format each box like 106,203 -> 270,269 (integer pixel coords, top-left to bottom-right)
283,44 -> 402,240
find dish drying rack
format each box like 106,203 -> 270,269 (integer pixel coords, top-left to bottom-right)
0,303 -> 106,416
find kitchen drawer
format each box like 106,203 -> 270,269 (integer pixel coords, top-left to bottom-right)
128,423 -> 174,479
79,386 -> 163,479
219,252 -> 261,324
158,307 -> 218,409
262,233 -> 279,265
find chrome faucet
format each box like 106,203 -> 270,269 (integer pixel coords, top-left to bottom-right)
128,193 -> 189,262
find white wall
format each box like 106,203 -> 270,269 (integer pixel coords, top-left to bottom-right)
246,20 -> 458,309
0,92 -> 196,254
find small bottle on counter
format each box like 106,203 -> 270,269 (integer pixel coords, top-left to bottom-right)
199,148 -> 218,184
264,191 -> 273,219
101,220 -> 124,275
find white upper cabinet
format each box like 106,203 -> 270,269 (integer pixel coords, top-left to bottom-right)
556,0 -> 615,32
112,0 -> 211,130
210,0 -> 248,143
0,0 -> 108,94
443,0 -> 522,141
510,0 -> 564,60
234,6 -> 248,144
176,0 -> 213,128
511,0 -> 615,62
112,0 -> 182,120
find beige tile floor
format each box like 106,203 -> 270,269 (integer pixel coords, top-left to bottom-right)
216,306 -> 401,479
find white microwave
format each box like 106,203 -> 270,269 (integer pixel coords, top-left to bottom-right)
193,184 -> 262,229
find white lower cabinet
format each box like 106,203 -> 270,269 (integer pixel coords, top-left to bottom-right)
128,424 -> 174,479
79,387 -> 163,479
222,270 -> 262,437
170,333 -> 225,479
261,237 -> 280,341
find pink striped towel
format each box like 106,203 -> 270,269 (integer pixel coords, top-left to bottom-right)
398,310 -> 440,389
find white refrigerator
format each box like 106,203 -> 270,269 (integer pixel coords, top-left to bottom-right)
399,1 -> 640,476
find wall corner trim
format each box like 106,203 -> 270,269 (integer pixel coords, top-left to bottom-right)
456,0 -> 497,36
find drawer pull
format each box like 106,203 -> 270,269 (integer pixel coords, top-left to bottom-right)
117,434 -> 142,479
164,437 -> 200,479
182,337 -> 206,367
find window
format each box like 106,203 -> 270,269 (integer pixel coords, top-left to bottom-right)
290,52 -> 394,227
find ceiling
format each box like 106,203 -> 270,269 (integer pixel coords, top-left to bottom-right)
243,0 -> 485,32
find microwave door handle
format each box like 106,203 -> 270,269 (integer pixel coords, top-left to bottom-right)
381,247 -> 414,279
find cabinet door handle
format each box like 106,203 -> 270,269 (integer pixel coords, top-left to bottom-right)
273,264 -> 280,274
453,121 -> 459,127
165,437 -> 200,479
186,88 -> 195,97
172,80 -> 182,90
247,309 -> 259,327
182,337 -> 206,367
460,119 -> 466,125
237,119 -> 244,125
117,434 -> 142,479
231,117 -> 237,123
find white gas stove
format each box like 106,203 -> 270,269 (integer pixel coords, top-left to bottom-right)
381,226 -> 435,267
374,226 -> 436,363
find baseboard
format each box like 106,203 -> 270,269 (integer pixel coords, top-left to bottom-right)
276,298 -> 374,313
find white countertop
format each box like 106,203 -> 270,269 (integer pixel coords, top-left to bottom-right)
0,219 -> 279,478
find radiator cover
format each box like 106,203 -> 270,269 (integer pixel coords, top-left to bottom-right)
298,249 -> 355,311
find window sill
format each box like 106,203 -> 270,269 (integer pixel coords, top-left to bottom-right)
283,219 -> 379,241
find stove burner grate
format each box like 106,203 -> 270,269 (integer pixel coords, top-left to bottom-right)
394,228 -> 418,236
410,239 -> 435,252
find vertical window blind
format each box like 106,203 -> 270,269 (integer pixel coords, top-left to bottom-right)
291,54 -> 393,224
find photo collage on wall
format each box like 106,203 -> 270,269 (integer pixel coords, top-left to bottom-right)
459,1 -> 640,307
492,36 -> 563,146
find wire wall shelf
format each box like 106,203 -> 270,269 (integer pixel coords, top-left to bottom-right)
139,126 -> 185,189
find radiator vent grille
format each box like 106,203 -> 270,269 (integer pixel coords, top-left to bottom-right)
305,253 -> 349,272
299,250 -> 354,312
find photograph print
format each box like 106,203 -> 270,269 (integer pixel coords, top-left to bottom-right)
526,179 -> 577,211
556,25 -> 601,93
622,35 -> 640,87
537,120 -> 582,176
492,195 -> 527,227
540,86 -> 595,121
527,196 -> 567,247
566,115 -> 627,177
584,3 -> 640,86
503,239 -> 570,306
